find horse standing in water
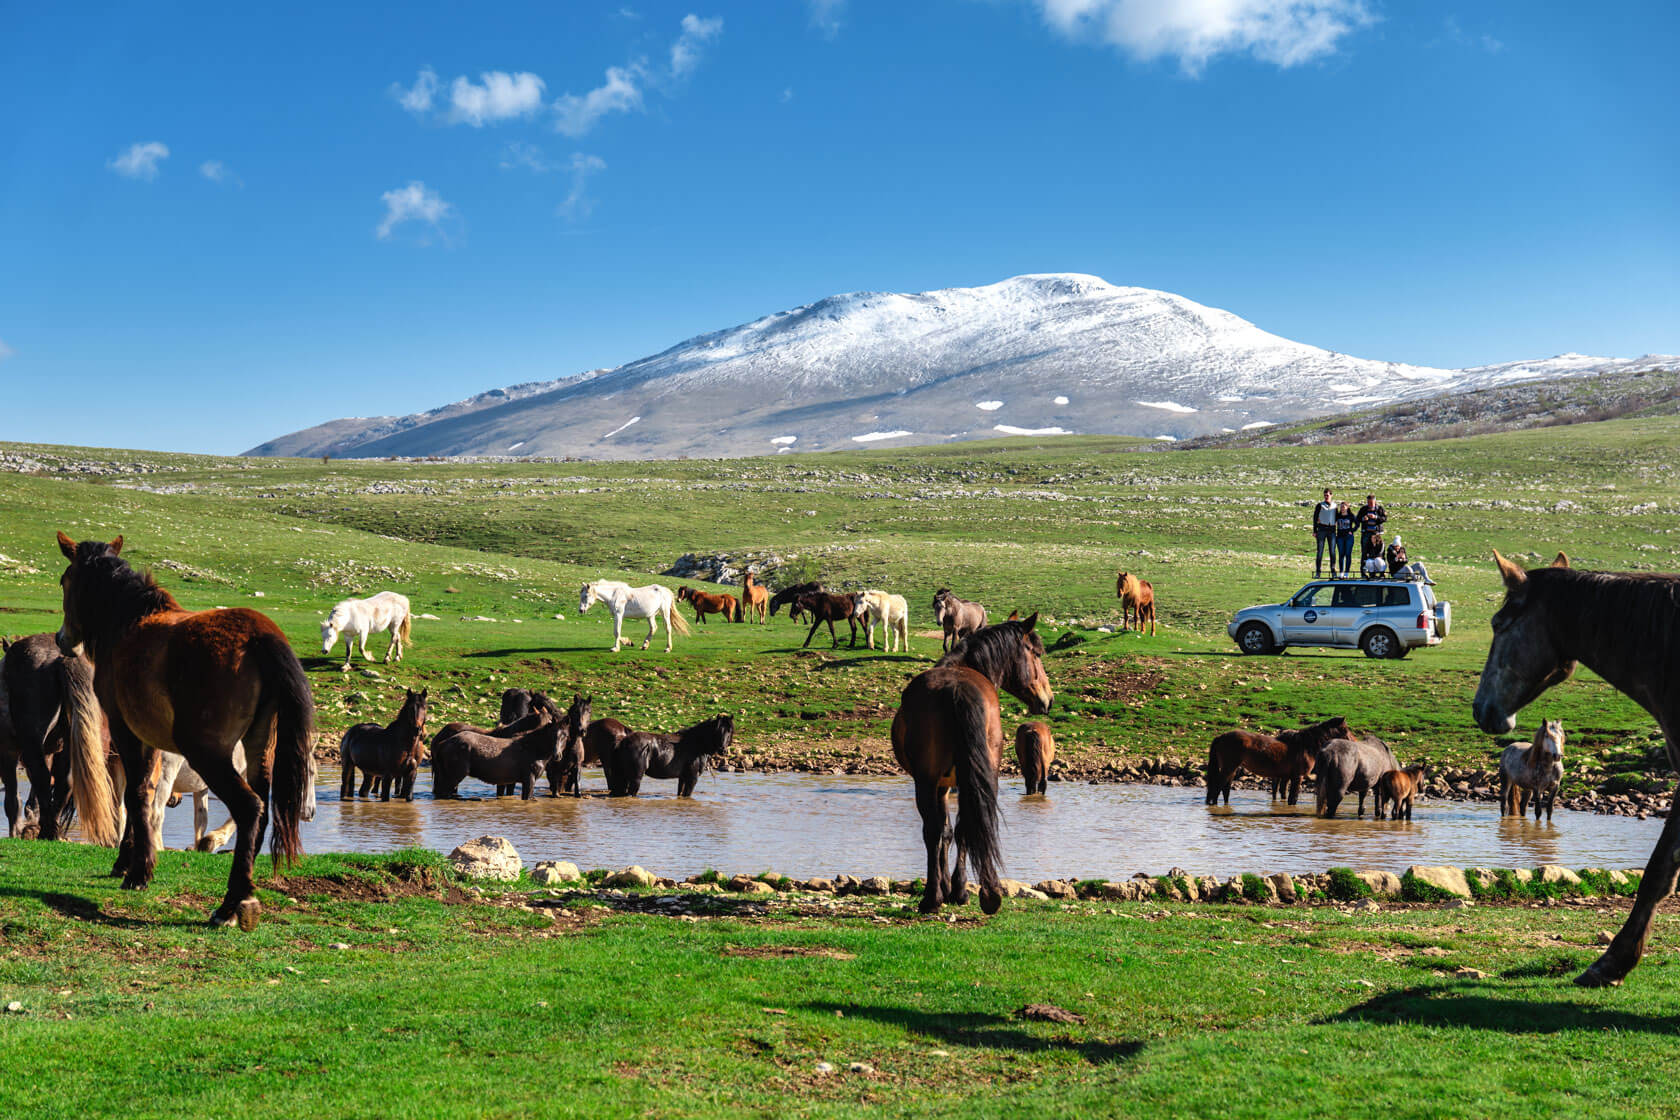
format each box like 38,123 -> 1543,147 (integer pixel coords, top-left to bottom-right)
0,633 -> 116,843
54,533 -> 314,927
1014,721 -> 1055,795
579,580 -> 691,652
893,615 -> 1053,915
1499,718 -> 1565,822
340,688 -> 429,801
1471,550 -> 1680,987
1205,716 -> 1349,807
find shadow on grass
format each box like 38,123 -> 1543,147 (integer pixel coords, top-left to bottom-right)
804,1002 -> 1145,1065
462,647 -> 591,658
812,653 -> 925,670
1323,985 -> 1680,1035
0,886 -> 177,930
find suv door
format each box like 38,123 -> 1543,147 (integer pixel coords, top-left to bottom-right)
1280,584 -> 1337,644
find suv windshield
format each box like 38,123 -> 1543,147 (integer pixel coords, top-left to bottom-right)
1290,585 -> 1334,608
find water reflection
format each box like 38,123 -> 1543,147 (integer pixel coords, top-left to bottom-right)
125,772 -> 1661,881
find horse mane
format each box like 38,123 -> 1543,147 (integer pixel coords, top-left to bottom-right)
1527,566 -> 1680,668
73,542 -> 180,636
938,618 -> 1043,674
674,713 -> 733,751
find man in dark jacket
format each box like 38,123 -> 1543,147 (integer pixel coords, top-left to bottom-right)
1312,488 -> 1336,577
1357,494 -> 1387,562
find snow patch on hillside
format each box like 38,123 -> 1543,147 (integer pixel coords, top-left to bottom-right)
994,424 -> 1069,436
852,430 -> 913,443
1136,400 -> 1198,414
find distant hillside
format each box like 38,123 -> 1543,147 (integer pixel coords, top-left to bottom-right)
248,273 -> 1679,460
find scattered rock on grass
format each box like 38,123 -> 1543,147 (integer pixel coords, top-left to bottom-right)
531,860 -> 581,885
604,866 -> 654,889
1018,1003 -> 1086,1025
449,836 -> 522,881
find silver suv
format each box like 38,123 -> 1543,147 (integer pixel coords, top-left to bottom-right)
1228,578 -> 1451,659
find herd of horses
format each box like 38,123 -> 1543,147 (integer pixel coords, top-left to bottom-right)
4,534 -> 1680,989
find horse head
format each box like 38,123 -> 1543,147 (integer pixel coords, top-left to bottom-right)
579,582 -> 598,614
1472,551 -> 1578,734
319,610 -> 344,654
706,713 -> 735,760
1116,571 -> 1131,598
932,588 -> 951,620
404,687 -> 428,733
1537,718 -> 1565,761
850,592 -> 869,618
54,531 -> 125,658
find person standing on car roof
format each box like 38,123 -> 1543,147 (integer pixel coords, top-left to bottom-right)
1312,488 -> 1337,577
1334,500 -> 1356,576
1357,493 -> 1388,562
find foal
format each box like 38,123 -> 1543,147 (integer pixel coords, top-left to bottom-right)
1014,721 -> 1055,795
1373,764 -> 1427,820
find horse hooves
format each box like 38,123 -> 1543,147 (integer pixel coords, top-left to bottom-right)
979,888 -> 1002,916
1575,957 -> 1627,988
120,875 -> 152,892
917,895 -> 943,915
194,838 -> 217,852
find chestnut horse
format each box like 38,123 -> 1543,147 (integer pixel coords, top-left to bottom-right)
677,586 -> 739,624
55,533 -> 313,926
893,615 -> 1053,915
1471,550 -> 1680,987
1014,721 -> 1055,795
1205,716 -> 1349,806
0,633 -> 116,843
340,688 -> 429,802
740,572 -> 770,624
1116,571 -> 1157,635
1374,764 -> 1427,820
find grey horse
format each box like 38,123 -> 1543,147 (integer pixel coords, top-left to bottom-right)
1315,736 -> 1399,819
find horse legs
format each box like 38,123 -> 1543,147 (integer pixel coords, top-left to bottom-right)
190,750 -> 266,926
1356,787 -> 1368,818
112,733 -> 159,890
610,609 -> 626,651
914,779 -> 949,914
1579,776 -> 1680,987
199,792 -> 237,852
18,747 -> 58,841
379,772 -> 393,802
642,612 -> 660,652
1,762 -> 17,837
803,616 -> 823,649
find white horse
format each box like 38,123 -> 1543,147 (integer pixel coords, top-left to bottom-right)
322,591 -> 412,666
852,589 -> 911,653
1499,718 -> 1565,822
579,580 -> 691,652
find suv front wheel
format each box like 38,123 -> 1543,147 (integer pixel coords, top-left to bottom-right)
1360,627 -> 1401,659
1236,622 -> 1276,656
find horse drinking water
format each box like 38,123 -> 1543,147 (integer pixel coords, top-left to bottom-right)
321,591 -> 412,667
579,580 -> 691,652
893,615 -> 1053,915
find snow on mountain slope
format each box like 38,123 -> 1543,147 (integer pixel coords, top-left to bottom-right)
247,274 -> 1679,459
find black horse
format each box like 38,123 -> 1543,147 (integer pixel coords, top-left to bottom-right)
339,688 -> 429,802
0,633 -> 115,842
605,714 -> 734,798
767,581 -> 823,618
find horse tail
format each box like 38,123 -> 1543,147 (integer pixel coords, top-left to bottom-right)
668,599 -> 692,637
400,609 -> 413,646
57,655 -> 118,846
951,690 -> 1002,909
254,630 -> 314,868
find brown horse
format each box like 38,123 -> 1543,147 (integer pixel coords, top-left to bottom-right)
793,591 -> 861,648
1472,550 -> 1680,987
559,715 -> 633,795
340,688 -> 428,802
893,615 -> 1053,915
55,533 -> 313,926
740,572 -> 770,624
677,586 -> 739,624
932,589 -> 987,652
432,695 -> 589,800
1116,571 -> 1157,635
1014,721 -> 1055,795
1205,716 -> 1349,806
0,633 -> 115,842
1373,764 -> 1426,820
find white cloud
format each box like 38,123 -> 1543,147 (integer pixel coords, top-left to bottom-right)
376,181 -> 452,240
559,153 -> 607,219
448,71 -> 547,126
780,87 -> 794,103
670,14 -> 723,79
499,141 -> 552,173
198,159 -> 241,186
1030,0 -> 1374,74
554,64 -> 645,137
392,67 -> 439,114
0,338 -> 14,362
108,141 -> 169,180
809,0 -> 845,37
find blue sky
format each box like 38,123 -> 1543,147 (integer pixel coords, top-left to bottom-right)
2,0 -> 1674,453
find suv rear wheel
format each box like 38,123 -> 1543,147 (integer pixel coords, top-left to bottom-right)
1236,622 -> 1275,655
1360,627 -> 1401,659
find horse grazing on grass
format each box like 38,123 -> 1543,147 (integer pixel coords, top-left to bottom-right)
1469,550 -> 1680,987
1314,736 -> 1399,819
1015,721 -> 1055,795
0,633 -> 115,843
768,581 -> 822,618
677,586 -> 740,625
1116,572 -> 1157,635
340,688 -> 429,802
852,590 -> 911,653
55,533 -> 314,927
740,572 -> 770,623
894,616 -> 1053,915
432,695 -> 589,800
1374,764 -> 1427,821
580,580 -> 690,652
1499,718 -> 1565,822
321,591 -> 412,667
793,591 -> 862,649
932,589 -> 987,653
605,714 -> 734,798
1205,716 -> 1349,806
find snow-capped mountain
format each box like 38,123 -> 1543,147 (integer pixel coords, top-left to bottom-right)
246,274 -> 1679,459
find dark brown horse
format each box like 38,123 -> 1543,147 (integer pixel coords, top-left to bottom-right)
432,694 -> 589,800
893,615 -> 1053,915
557,715 -> 633,795
1373,764 -> 1426,820
768,581 -> 822,617
793,591 -> 861,648
677,586 -> 739,624
55,533 -> 313,926
0,633 -> 116,842
432,689 -> 562,796
932,589 -> 987,652
605,713 -> 734,797
340,688 -> 428,802
1472,551 -> 1680,987
740,572 -> 769,623
1116,571 -> 1157,635
1205,716 -> 1349,806
1014,721 -> 1055,795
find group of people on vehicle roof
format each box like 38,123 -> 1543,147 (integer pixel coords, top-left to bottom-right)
1311,489 -> 1427,582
